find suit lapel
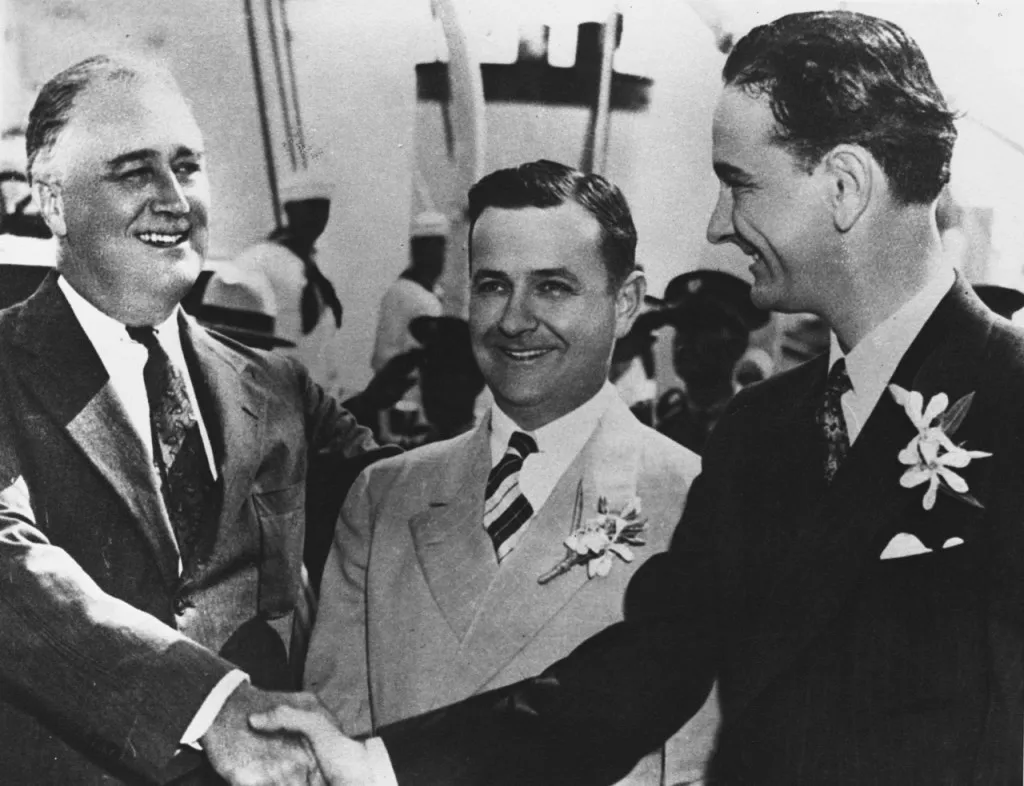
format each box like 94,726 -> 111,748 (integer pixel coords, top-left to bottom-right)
408,422 -> 496,641
179,314 -> 264,533
442,398 -> 646,697
731,278 -> 996,712
11,274 -> 180,584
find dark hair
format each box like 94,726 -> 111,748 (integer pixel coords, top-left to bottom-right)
467,159 -> 638,286
26,54 -> 172,182
723,11 -> 958,204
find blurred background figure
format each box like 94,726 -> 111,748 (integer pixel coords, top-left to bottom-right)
0,127 -> 49,239
197,263 -> 296,352
371,209 -> 447,445
410,314 -> 485,445
655,269 -> 770,453
356,314 -> 485,450
233,172 -> 344,388
609,306 -> 666,426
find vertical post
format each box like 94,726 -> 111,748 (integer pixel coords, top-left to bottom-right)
280,0 -> 308,168
589,10 -> 619,175
264,0 -> 298,171
243,0 -> 283,229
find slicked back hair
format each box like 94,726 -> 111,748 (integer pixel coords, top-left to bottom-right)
723,10 -> 958,205
467,159 -> 639,289
26,54 -> 178,183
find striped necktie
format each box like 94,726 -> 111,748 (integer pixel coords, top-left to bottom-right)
484,431 -> 538,560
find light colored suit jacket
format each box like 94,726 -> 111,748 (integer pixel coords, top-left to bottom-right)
306,395 -> 720,785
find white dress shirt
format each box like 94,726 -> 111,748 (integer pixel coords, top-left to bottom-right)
828,268 -> 955,444
58,275 -> 218,477
58,275 -> 243,747
489,381 -> 618,513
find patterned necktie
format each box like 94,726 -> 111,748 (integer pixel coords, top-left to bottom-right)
817,358 -> 853,485
484,431 -> 539,561
126,325 -> 211,564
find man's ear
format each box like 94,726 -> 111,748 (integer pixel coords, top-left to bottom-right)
614,269 -> 646,339
824,145 -> 872,232
33,179 -> 67,238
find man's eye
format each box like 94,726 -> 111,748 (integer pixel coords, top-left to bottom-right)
473,279 -> 505,295
538,280 -> 572,296
174,161 -> 202,180
120,168 -> 150,181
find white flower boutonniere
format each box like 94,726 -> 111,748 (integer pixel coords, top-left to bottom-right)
889,384 -> 991,510
538,484 -> 648,585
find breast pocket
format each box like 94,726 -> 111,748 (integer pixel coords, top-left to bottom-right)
252,483 -> 305,618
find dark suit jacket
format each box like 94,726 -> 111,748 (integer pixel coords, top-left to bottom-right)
0,273 -> 393,785
380,278 -> 1024,785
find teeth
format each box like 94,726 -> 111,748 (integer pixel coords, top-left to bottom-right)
504,348 -> 549,360
139,231 -> 187,247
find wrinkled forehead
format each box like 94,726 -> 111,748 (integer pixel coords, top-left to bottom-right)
54,76 -> 204,171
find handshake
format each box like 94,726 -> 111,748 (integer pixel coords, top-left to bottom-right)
202,683 -> 375,786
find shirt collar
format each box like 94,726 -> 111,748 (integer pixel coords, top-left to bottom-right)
828,267 -> 954,418
58,273 -> 182,351
489,381 -> 618,466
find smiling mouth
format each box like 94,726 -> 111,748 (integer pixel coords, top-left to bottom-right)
138,230 -> 190,249
498,347 -> 553,361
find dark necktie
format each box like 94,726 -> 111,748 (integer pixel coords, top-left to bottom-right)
126,325 -> 211,564
484,431 -> 538,560
817,358 -> 853,484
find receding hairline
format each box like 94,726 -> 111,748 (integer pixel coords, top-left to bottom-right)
28,56 -> 189,182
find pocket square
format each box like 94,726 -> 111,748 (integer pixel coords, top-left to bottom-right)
942,536 -> 964,549
879,532 -> 932,560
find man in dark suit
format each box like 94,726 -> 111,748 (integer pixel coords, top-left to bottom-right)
0,55 -> 394,785
252,10 -> 1024,785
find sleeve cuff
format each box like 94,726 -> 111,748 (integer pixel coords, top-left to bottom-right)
179,670 -> 250,748
366,737 -> 400,786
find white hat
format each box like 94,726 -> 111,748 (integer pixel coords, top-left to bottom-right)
279,171 -> 333,203
198,263 -> 295,348
411,209 -> 450,238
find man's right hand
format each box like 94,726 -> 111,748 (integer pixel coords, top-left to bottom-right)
202,683 -> 325,786
249,704 -> 375,786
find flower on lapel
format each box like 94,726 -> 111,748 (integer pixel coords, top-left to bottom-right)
889,384 -> 991,510
538,486 -> 648,585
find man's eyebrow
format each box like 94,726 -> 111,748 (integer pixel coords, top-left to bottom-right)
106,150 -> 153,169
106,146 -> 204,169
471,267 -> 510,282
528,267 -> 577,280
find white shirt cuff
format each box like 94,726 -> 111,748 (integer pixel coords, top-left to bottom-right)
180,670 -> 250,748
365,737 -> 400,786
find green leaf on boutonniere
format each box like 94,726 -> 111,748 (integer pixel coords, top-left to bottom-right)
938,391 -> 975,436
937,481 -> 984,509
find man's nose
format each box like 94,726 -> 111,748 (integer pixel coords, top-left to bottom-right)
152,170 -> 190,215
706,187 -> 734,245
497,292 -> 538,335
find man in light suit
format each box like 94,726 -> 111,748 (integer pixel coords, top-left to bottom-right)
0,55 -> 394,785
303,160 -> 718,785
254,11 -> 1024,785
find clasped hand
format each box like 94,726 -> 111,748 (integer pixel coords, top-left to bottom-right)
203,684 -> 372,786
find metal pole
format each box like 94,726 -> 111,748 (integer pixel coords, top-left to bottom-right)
264,0 -> 298,170
243,0 -> 283,229
589,11 -> 618,175
279,0 -> 308,168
